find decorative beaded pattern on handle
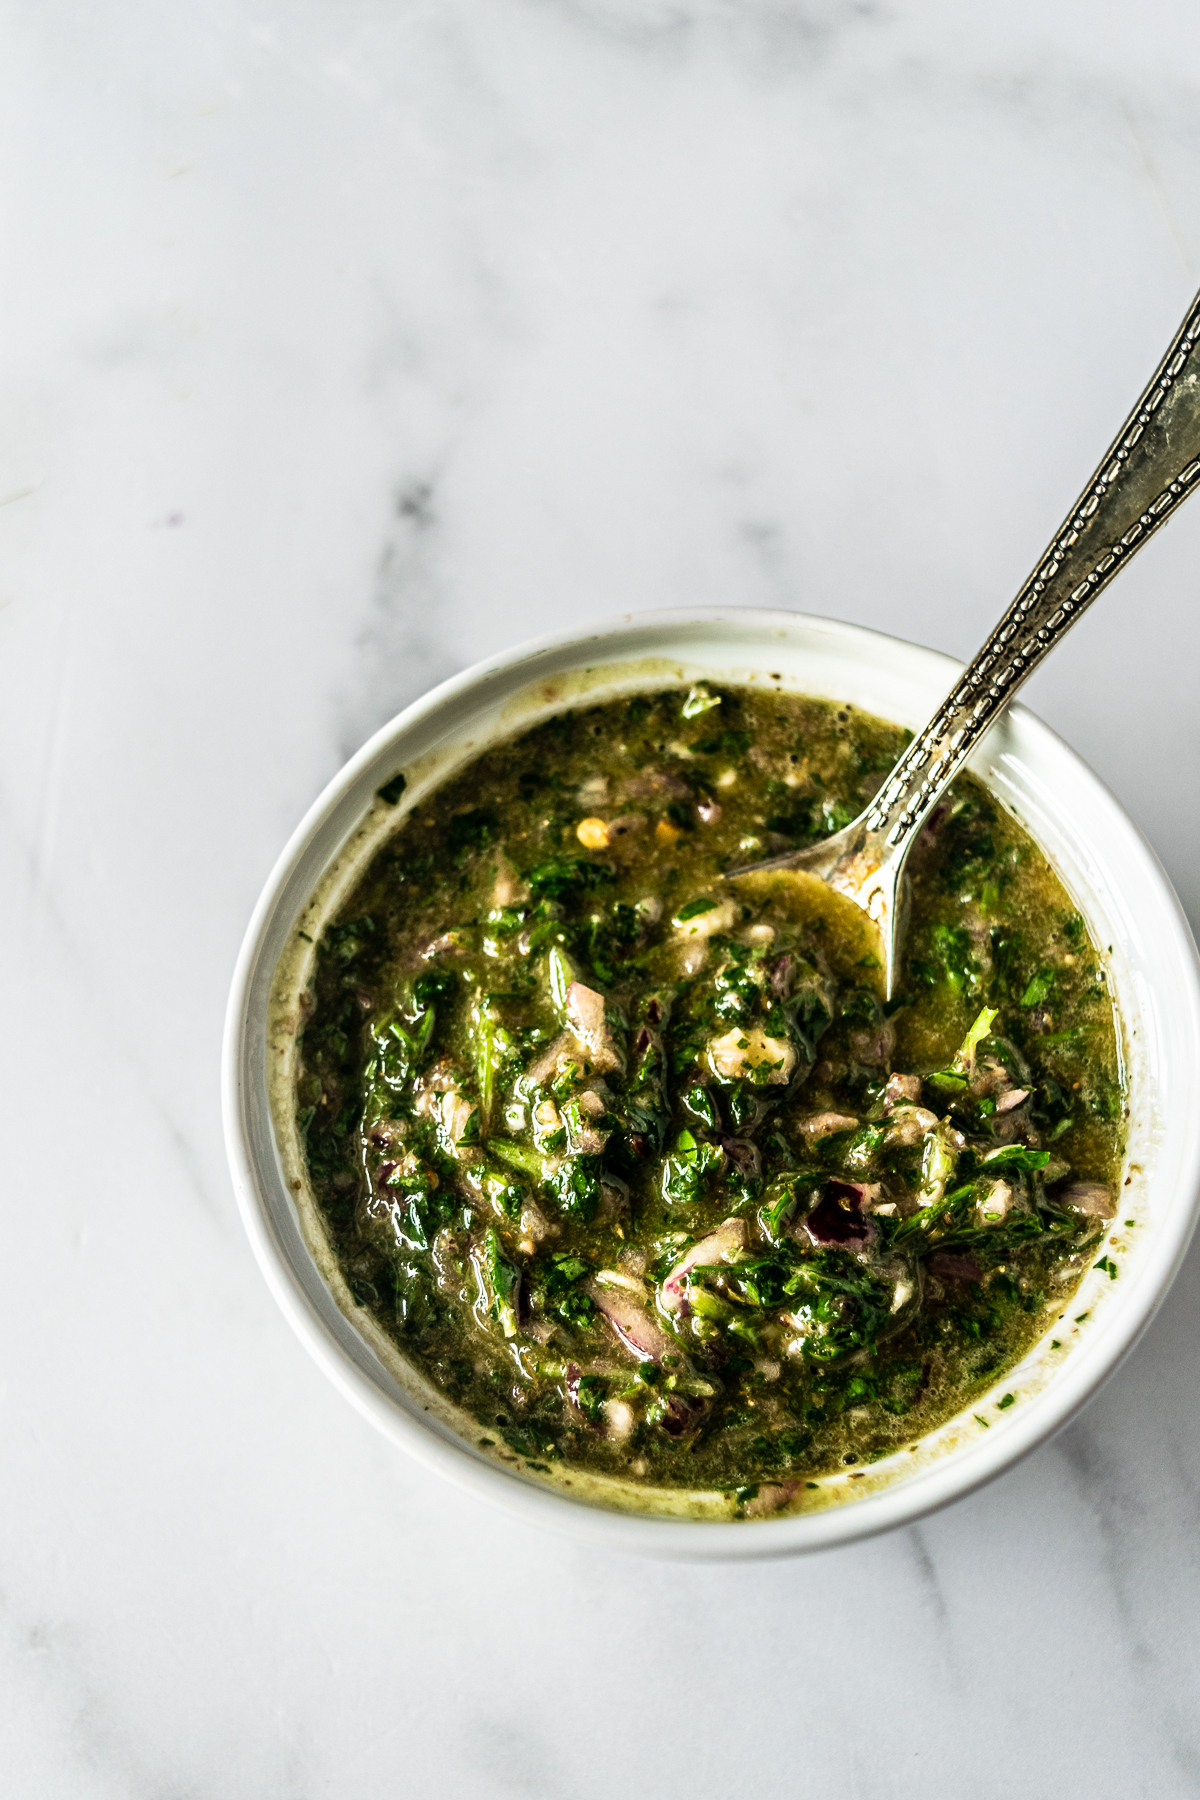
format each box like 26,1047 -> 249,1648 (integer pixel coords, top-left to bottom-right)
865,292 -> 1200,850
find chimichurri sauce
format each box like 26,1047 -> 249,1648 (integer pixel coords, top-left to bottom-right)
294,685 -> 1124,1511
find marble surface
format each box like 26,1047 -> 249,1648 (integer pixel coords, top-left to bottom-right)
4,2 -> 1200,1793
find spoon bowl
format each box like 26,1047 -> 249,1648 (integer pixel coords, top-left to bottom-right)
730,817 -> 906,997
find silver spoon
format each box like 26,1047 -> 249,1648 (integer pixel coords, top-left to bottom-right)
732,287 -> 1200,999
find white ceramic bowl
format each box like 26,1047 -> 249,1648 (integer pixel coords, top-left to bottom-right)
223,608 -> 1200,1558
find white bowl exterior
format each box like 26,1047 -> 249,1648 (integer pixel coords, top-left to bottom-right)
223,609 -> 1200,1558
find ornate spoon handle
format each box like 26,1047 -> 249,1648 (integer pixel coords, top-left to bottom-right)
866,289 -> 1200,851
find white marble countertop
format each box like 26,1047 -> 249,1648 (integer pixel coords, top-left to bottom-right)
4,3 -> 1200,1793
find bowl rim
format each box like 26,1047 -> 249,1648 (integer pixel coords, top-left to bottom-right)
222,605 -> 1200,1559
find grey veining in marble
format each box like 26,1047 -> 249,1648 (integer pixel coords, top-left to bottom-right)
3,2 -> 1200,1793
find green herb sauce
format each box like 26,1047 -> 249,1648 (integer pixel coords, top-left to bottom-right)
293,685 -> 1124,1511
